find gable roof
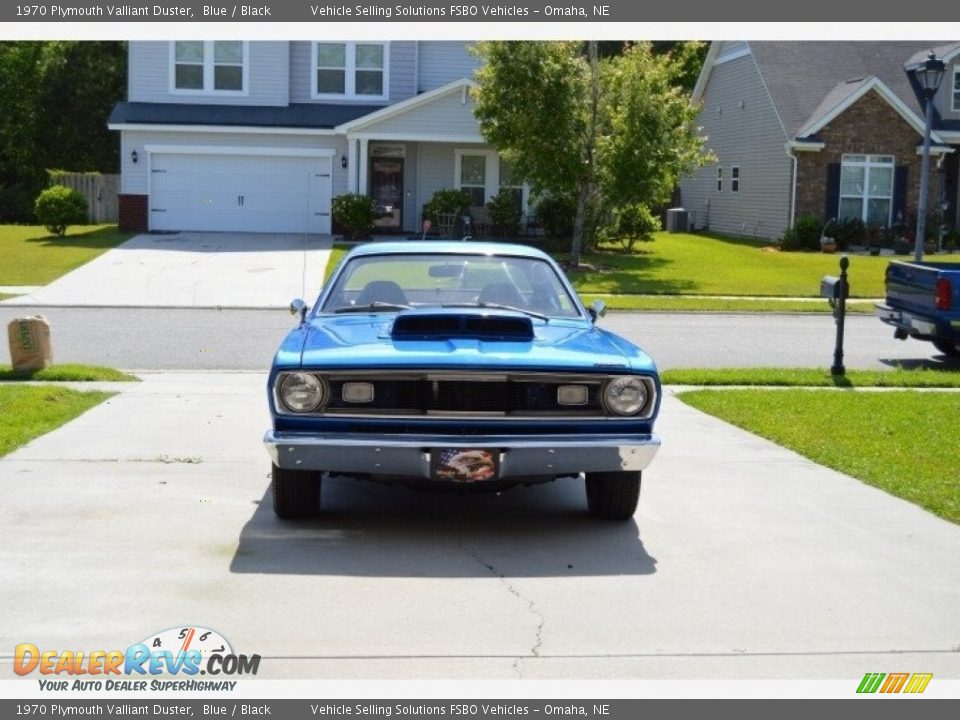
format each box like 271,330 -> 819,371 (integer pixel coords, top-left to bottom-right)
748,41 -> 939,139
796,75 -> 947,144
694,41 -> 960,141
335,78 -> 475,133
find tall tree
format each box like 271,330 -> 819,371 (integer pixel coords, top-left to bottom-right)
472,41 -> 709,266
0,41 -> 125,222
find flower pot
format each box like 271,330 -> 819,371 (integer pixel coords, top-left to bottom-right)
821,242 -> 837,254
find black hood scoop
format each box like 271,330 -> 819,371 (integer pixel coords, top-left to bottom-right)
391,311 -> 534,341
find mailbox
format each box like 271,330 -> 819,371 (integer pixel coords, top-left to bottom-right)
821,275 -> 845,301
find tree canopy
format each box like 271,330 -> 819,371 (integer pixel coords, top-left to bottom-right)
0,42 -> 126,222
472,41 -> 710,265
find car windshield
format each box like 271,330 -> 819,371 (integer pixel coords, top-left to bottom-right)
320,253 -> 582,319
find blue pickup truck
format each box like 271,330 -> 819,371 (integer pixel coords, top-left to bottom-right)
877,260 -> 960,357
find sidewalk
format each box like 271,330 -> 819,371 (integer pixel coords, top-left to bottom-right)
1,372 -> 959,679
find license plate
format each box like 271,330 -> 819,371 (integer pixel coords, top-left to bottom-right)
431,448 -> 499,482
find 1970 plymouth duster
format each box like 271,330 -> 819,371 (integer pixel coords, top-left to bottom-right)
264,241 -> 661,520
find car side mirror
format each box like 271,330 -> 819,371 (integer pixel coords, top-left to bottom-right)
588,299 -> 606,323
289,298 -> 307,325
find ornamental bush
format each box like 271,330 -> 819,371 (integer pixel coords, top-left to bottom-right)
779,214 -> 823,252
332,193 -> 377,241
34,185 -> 88,237
423,189 -> 471,224
606,203 -> 661,251
486,188 -> 522,237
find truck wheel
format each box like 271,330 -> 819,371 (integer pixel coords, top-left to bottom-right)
932,340 -> 960,358
585,471 -> 641,520
272,464 -> 321,518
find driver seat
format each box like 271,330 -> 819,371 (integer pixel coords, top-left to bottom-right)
356,280 -> 408,306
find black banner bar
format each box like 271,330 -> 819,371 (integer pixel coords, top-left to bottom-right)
0,0 -> 947,23
2,700 -> 960,720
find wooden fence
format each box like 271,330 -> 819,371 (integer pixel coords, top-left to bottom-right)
51,172 -> 119,223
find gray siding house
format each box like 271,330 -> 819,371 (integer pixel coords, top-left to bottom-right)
681,41 -> 960,241
109,41 -> 524,235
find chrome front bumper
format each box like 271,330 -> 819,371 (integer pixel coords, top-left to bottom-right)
264,431 -> 660,478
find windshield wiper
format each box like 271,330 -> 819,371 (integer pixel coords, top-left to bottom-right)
333,301 -> 412,314
441,302 -> 549,322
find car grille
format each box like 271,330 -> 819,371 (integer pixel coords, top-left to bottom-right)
321,373 -> 607,417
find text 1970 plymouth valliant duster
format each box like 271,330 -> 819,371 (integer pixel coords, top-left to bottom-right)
264,241 -> 661,520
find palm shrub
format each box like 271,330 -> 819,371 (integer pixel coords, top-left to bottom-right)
34,186 -> 87,237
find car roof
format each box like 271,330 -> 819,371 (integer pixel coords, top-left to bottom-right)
343,240 -> 554,262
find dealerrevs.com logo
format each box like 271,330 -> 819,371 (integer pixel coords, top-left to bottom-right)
856,672 -> 932,694
15,626 -> 260,692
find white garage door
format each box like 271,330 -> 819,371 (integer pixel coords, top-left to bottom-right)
149,153 -> 332,234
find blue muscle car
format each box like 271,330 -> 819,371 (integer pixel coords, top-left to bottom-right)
264,241 -> 661,520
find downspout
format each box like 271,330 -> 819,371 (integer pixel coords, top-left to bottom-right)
785,143 -> 798,229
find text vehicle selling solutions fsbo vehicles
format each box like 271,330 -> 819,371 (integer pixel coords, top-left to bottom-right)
264,242 -> 661,520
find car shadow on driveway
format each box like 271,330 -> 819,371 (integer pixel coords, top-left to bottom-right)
230,475 -> 656,578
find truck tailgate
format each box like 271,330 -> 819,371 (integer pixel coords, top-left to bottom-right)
885,261 -> 955,315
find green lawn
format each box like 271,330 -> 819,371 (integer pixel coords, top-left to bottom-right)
321,234 -> 949,309
567,233 -> 957,298
0,385 -> 114,457
0,294 -> 13,301
0,224 -> 133,285
0,364 -> 137,382
663,367 -> 960,388
679,388 -> 960,523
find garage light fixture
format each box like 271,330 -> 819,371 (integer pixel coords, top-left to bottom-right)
341,155 -> 348,169
131,150 -> 138,164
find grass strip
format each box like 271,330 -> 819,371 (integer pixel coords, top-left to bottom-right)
678,388 -> 960,523
662,367 -> 960,388
0,364 -> 137,382
583,295 -> 875,314
0,385 -> 114,457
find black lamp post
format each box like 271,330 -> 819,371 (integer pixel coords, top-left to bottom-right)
914,51 -> 946,263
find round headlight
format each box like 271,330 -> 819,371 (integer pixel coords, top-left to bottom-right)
603,376 -> 648,416
279,372 -> 325,413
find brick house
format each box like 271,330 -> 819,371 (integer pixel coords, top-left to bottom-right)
680,41 -> 960,241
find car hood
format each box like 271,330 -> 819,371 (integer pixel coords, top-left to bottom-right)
288,312 -> 654,373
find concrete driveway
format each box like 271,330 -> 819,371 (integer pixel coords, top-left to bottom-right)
2,232 -> 332,309
1,373 -> 959,680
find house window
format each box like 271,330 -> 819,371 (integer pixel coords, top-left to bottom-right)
839,154 -> 894,226
953,67 -> 960,112
459,154 -> 487,206
731,166 -> 740,192
455,151 -> 529,215
313,42 -> 388,99
172,41 -> 246,94
716,167 -> 723,192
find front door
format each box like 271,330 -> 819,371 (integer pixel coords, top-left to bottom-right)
370,158 -> 403,231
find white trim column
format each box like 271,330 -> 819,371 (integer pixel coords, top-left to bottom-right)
347,136 -> 358,193
358,138 -> 369,196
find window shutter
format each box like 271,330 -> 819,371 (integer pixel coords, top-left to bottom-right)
825,163 -> 841,220
893,165 -> 909,225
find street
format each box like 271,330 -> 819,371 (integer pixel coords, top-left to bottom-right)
2,305 -> 956,371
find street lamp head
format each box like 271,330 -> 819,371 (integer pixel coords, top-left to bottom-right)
916,51 -> 946,97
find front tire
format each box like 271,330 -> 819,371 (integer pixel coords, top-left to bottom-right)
585,471 -> 641,520
272,464 -> 321,518
932,339 -> 960,358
